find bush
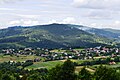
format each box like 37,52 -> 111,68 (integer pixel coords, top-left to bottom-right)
22,62 -> 33,68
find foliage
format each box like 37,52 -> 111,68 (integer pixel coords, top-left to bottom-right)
22,61 -> 33,68
79,67 -> 92,80
48,59 -> 76,80
94,65 -> 120,80
0,59 -> 120,80
0,24 -> 111,49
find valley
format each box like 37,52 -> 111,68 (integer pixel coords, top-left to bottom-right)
0,24 -> 120,80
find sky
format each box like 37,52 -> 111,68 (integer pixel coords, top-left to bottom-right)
0,0 -> 120,29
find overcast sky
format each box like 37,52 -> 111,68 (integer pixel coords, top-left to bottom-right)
0,0 -> 120,29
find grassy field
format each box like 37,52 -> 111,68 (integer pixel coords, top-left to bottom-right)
26,59 -> 86,70
50,49 -> 66,53
73,48 -> 84,51
26,60 -> 63,69
25,59 -> 97,73
0,54 -> 42,62
50,48 -> 84,53
26,60 -> 95,73
0,54 -> 120,73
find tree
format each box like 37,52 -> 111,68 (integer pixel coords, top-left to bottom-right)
22,61 -> 33,68
1,74 -> 16,80
94,65 -> 119,80
27,74 -> 41,80
48,59 -> 76,80
79,67 -> 92,80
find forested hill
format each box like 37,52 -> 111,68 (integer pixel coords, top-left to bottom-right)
0,23 -> 112,49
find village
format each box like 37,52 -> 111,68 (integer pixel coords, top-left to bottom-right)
0,46 -> 120,80
0,46 -> 120,66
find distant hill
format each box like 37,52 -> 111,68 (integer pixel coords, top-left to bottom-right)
73,25 -> 120,39
0,23 -> 113,49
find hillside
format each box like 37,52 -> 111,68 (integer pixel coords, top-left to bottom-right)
0,23 -> 112,49
73,25 -> 120,39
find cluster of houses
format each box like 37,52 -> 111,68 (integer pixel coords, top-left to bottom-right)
1,47 -> 120,63
85,47 -> 120,57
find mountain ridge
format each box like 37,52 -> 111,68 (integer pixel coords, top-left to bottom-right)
0,23 -> 115,49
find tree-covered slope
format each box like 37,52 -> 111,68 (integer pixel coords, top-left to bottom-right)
70,24 -> 120,39
0,23 -> 112,49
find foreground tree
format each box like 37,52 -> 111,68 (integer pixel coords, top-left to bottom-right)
79,67 -> 92,80
94,65 -> 120,80
48,59 -> 76,80
1,74 -> 16,80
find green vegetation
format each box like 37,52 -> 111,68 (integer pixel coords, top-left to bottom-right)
1,24 -> 120,80
0,59 -> 120,80
26,61 -> 63,69
0,24 -> 112,49
0,54 -> 42,62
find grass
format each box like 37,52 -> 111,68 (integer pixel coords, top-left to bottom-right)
73,48 -> 84,51
50,48 -> 84,53
75,66 -> 83,73
1,54 -> 119,73
26,60 -> 95,73
26,60 -> 63,69
50,49 -> 66,53
0,54 -> 95,72
75,59 -> 94,64
0,54 -> 42,62
106,62 -> 120,68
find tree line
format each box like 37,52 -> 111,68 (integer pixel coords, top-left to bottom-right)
0,60 -> 120,80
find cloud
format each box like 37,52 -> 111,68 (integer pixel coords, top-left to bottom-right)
89,20 -> 120,29
0,8 -> 16,10
0,13 -> 41,19
9,20 -> 20,25
0,0 -> 23,4
48,20 -> 57,24
17,14 -> 41,19
23,20 -> 39,26
83,10 -> 112,19
62,17 -> 76,24
48,17 -> 77,24
110,20 -> 120,29
0,8 -> 28,11
9,19 -> 39,26
115,21 -> 120,24
72,0 -> 120,10
90,23 -> 97,27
